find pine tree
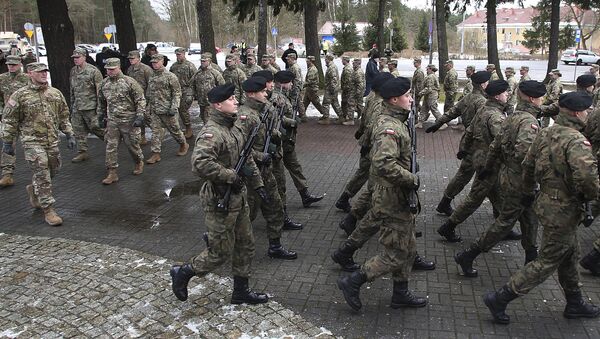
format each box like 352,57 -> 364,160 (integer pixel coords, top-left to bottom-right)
414,14 -> 429,52
332,1 -> 361,54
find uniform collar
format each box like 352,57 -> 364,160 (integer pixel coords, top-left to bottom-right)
514,99 -> 541,117
209,108 -> 237,127
555,112 -> 586,131
382,101 -> 409,122
245,97 -> 264,111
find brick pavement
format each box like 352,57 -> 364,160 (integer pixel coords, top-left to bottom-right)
1,108 -> 600,338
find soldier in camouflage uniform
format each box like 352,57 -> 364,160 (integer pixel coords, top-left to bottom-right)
418,64 -> 444,129
223,54 -> 247,105
484,91 -> 600,324
243,54 -> 261,77
169,84 -> 271,306
487,64 -> 499,81
443,60 -> 458,113
540,69 -> 563,127
69,47 -> 104,163
462,66 -> 475,98
145,54 -> 189,164
21,48 -> 36,70
126,50 -> 153,146
411,58 -> 425,120
170,48 -> 197,139
97,58 -> 146,185
201,52 -> 222,73
454,81 -> 547,278
337,77 -> 427,312
350,58 -> 366,123
519,66 -> 531,83
287,53 -> 306,121
378,57 -> 389,73
269,55 -> 281,71
0,55 -> 29,188
301,56 -> 326,118
505,67 -> 518,114
388,60 -> 400,77
1,63 -> 75,226
340,56 -> 355,124
319,54 -> 340,125
261,54 -> 278,75
192,54 -> 225,125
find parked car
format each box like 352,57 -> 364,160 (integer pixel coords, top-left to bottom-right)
36,45 -> 47,56
188,43 -> 201,55
98,43 -> 119,51
294,43 -> 306,58
154,42 -> 181,54
77,44 -> 98,54
561,49 -> 600,65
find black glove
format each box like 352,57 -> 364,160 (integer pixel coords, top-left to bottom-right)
98,115 -> 107,128
255,187 -> 271,204
267,143 -> 278,155
271,132 -> 281,145
167,108 -> 178,116
132,116 -> 144,127
425,123 -> 442,133
240,164 -> 254,177
66,134 -> 77,150
231,174 -> 245,193
520,194 -> 535,208
2,142 -> 14,156
259,152 -> 272,167
477,168 -> 492,181
354,130 -> 363,140
456,150 -> 467,160
360,145 -> 371,157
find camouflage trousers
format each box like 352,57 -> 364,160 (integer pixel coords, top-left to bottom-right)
248,170 -> 285,240
350,181 -> 373,220
178,94 -> 193,127
302,89 -> 326,116
199,105 -> 210,124
419,95 -> 441,123
321,90 -> 340,118
444,91 -> 456,114
508,192 -> 582,295
150,113 -> 186,153
0,139 -> 16,175
443,153 -> 475,200
449,168 -> 501,225
105,120 -> 143,169
190,194 -> 255,278
272,157 -> 287,204
273,140 -> 308,194
413,94 -> 422,115
347,183 -> 378,249
72,109 -> 105,152
343,153 -> 370,198
594,237 -> 600,252
295,89 -> 306,119
23,144 -> 61,209
353,95 -> 364,120
340,90 -> 355,121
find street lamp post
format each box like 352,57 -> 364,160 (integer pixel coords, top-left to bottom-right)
387,15 -> 393,50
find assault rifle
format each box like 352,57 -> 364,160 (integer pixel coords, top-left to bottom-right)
261,102 -> 284,171
216,105 -> 270,211
583,202 -> 595,227
408,101 -> 419,214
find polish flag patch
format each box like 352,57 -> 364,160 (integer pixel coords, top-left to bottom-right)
240,115 -> 247,120
583,140 -> 592,147
201,133 -> 213,139
531,124 -> 538,130
384,129 -> 395,135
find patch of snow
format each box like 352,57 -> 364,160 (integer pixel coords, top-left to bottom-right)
184,321 -> 204,334
126,325 -> 141,338
316,327 -> 333,337
0,328 -> 26,337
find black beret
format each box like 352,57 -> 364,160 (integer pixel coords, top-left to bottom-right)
380,77 -> 411,99
559,92 -> 593,111
372,72 -> 395,92
252,70 -> 274,82
208,84 -> 235,103
242,76 -> 267,92
518,80 -> 546,98
577,74 -> 596,88
485,80 -> 509,96
274,70 -> 294,83
471,71 -> 491,84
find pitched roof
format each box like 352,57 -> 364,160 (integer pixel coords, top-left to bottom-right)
460,6 -> 596,27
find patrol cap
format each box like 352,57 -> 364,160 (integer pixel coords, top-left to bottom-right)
71,47 -> 87,58
379,57 -> 388,62
427,64 -> 438,72
208,84 -> 236,103
445,60 -> 453,65
485,80 -> 509,96
353,58 -> 361,64
247,54 -> 256,60
252,70 -> 274,82
372,72 -> 394,93
5,55 -> 21,65
261,54 -> 270,60
486,63 -> 496,70
505,67 -> 515,73
128,50 -> 141,59
175,47 -> 186,54
242,76 -> 267,92
380,77 -> 411,99
471,71 -> 491,84
274,70 -> 294,84
325,54 -> 334,61
307,55 -> 315,61
287,53 -> 297,59
577,74 -> 597,88
104,58 -> 121,69
520,65 -> 529,71
466,65 -> 475,71
413,57 -> 422,63
591,64 -> 600,70
388,59 -> 398,66
27,62 -> 49,72
518,80 -> 546,98
151,54 -> 165,63
26,47 -> 33,52
559,92 -> 592,111
201,53 -> 213,61
225,54 -> 237,61
341,56 -> 350,62
548,69 -> 562,77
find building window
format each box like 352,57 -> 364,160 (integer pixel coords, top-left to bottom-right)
516,28 -> 520,34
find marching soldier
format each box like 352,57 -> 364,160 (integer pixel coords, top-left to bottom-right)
443,60 -> 458,113
378,57 -> 389,73
540,69 -> 563,127
462,65 -> 475,97
411,58 -> 425,117
417,64 -> 445,129
170,48 -> 197,139
223,54 -> 247,105
487,63 -> 499,81
21,48 -> 36,70
69,47 -> 105,163
351,58 -> 366,122
0,55 -> 29,188
201,52 -> 222,73
519,66 -> 531,83
269,54 -> 281,71
126,50 -> 153,145
319,54 -> 341,125
505,67 -> 518,114
301,56 -> 326,118
388,60 -> 400,77
261,54 -> 278,75
243,54 -> 261,77
191,54 -> 226,125
97,58 -> 146,185
340,56 -> 355,125
287,53 -> 306,122
1,62 -> 76,226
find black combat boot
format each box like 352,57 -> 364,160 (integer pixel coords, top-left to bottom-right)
268,238 -> 298,260
437,220 -> 461,242
231,276 -> 269,304
337,271 -> 367,311
413,253 -> 436,270
390,281 -> 427,308
502,229 -> 522,241
331,241 -> 361,271
299,188 -> 324,207
202,232 -> 209,247
454,245 -> 482,277
563,290 -> 600,319
339,213 -> 358,236
335,192 -> 352,212
170,264 -> 196,301
579,248 -> 600,276
483,285 -> 519,324
436,196 -> 454,216
524,248 -> 538,265
282,206 -> 303,230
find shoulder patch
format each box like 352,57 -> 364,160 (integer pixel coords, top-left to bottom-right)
7,98 -> 16,107
531,123 -> 538,130
384,128 -> 396,135
201,133 -> 213,139
240,115 -> 247,121
584,140 -> 592,147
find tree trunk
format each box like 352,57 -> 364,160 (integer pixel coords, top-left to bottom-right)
196,0 -> 216,60
112,0 -> 137,54
486,0 -> 503,80
36,0 -> 75,101
546,0 -> 560,83
304,2 -> 324,87
376,0 -> 386,51
257,0 -> 267,58
435,0 -> 448,83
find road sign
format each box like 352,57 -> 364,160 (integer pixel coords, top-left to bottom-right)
271,27 -> 278,36
24,22 -> 34,30
24,30 -> 33,38
108,24 -> 116,33
103,27 -> 110,34
576,29 -> 581,43
104,33 -> 113,42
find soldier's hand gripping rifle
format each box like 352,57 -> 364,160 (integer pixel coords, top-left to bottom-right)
260,102 -> 284,171
408,101 -> 419,214
217,105 -> 271,211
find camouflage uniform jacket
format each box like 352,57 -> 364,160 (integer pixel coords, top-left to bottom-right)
443,68 -> 458,94
243,64 -> 262,78
304,65 -> 320,93
340,64 -> 353,94
436,85 -> 486,127
391,69 -> 401,78
544,79 -> 562,104
146,68 -> 181,115
419,73 -> 439,98
21,54 -> 36,69
463,99 -> 506,170
271,88 -> 297,143
358,93 -> 384,148
506,74 -> 518,107
191,66 -> 226,107
98,73 -> 146,124
262,64 -> 278,75
70,63 -> 103,111
271,62 -> 281,71
463,78 -> 473,97
2,83 -> 73,147
211,62 -> 223,73
490,71 -> 499,81
169,59 -> 197,97
585,106 -> 600,156
325,63 -> 339,94
193,108 -> 263,212
0,70 -> 29,114
126,62 -> 153,92
519,74 -> 531,84
411,68 -> 425,97
352,66 -> 366,99
222,65 -> 247,104
289,63 -> 303,96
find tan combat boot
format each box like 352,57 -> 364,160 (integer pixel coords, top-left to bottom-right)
146,152 -> 161,164
140,135 -> 148,145
317,117 -> 331,125
71,151 -> 89,163
438,123 -> 448,131
0,174 -> 14,187
342,119 -> 355,126
133,161 -> 144,175
102,169 -> 119,185
26,184 -> 41,209
177,142 -> 189,156
184,125 -> 194,139
43,207 -> 63,226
